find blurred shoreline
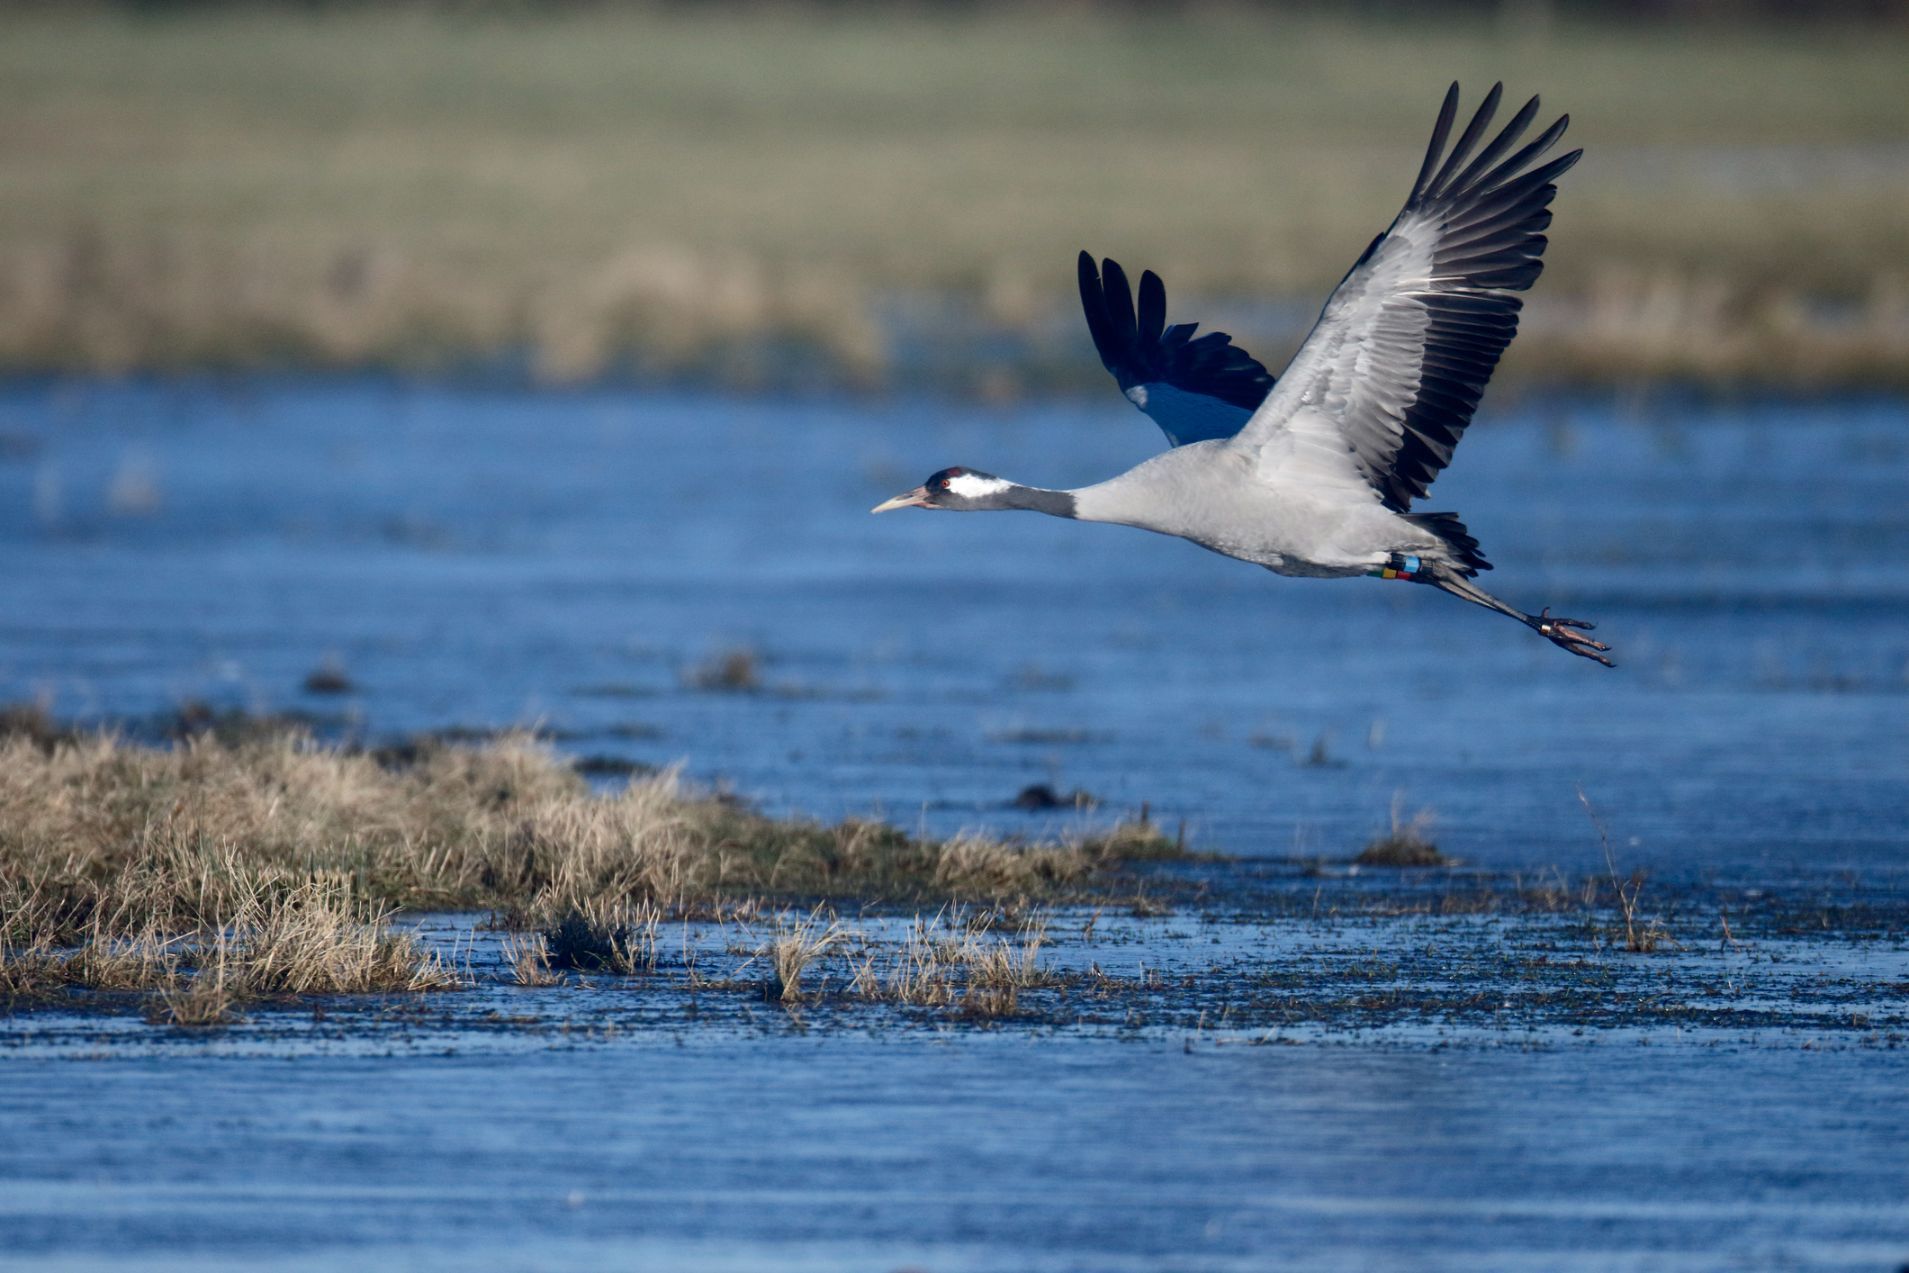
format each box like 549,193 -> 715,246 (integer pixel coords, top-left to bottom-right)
3,5 -> 1906,391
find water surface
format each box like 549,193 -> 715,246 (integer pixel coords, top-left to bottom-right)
2,379 -> 1903,883
2,378 -> 1906,1271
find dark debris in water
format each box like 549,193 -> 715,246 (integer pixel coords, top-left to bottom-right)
571,754 -> 655,779
301,658 -> 356,696
987,727 -> 1112,746
1010,783 -> 1098,811
684,649 -> 761,693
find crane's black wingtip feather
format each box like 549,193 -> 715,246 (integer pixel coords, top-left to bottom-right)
1137,270 -> 1167,346
1073,253 -> 1276,422
1077,250 -> 1114,373
1351,83 -> 1586,509
1413,84 -> 1464,198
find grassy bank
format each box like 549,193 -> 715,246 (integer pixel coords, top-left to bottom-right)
1,7 -> 1905,389
0,724 -> 1175,1019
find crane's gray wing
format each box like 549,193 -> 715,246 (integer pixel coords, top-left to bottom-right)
1233,83 -> 1580,510
1077,252 -> 1275,448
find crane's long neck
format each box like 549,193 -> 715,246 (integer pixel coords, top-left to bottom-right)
948,472 -> 1077,518
985,483 -> 1077,518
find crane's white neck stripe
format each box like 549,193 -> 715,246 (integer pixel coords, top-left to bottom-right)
947,473 -> 1012,499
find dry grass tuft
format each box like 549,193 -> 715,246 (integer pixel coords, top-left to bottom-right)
502,933 -> 563,988
1578,787 -> 1672,954
1355,833 -> 1445,869
1354,833 -> 1448,869
234,883 -> 454,996
1355,800 -> 1447,868
767,909 -> 846,1003
146,955 -> 242,1029
1,871 -> 447,1021
850,909 -> 1055,1018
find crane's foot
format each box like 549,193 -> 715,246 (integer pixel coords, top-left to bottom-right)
1530,609 -> 1614,667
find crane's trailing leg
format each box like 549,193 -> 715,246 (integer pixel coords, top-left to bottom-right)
1526,608 -> 1610,666
1371,555 -> 1614,667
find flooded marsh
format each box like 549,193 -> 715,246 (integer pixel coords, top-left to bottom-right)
6,879 -> 1907,1271
4,4 -> 1907,1261
2,378 -> 1906,1269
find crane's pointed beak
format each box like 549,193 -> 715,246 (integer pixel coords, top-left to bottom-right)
871,486 -> 930,514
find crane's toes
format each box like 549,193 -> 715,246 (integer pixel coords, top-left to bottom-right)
1533,609 -> 1614,667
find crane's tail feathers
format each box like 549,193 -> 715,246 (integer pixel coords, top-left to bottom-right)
1427,566 -> 1614,667
1403,511 -> 1491,576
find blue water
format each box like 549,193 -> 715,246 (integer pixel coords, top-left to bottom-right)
4,1036 -> 1907,1273
3,377 -> 1908,1272
2,378 -> 1903,883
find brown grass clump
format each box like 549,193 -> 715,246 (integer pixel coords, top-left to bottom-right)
0,723 -> 1176,1016
1354,833 -> 1448,869
1354,804 -> 1448,868
767,909 -> 846,1003
502,933 -> 563,988
35,882 -> 439,985
232,884 -> 455,996
0,940 -> 60,1000
1,872 -> 448,1025
955,915 -> 1052,1018
849,909 -> 1055,1018
146,957 -> 242,1029
0,728 -> 1165,924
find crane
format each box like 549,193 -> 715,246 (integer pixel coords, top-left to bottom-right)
874,83 -> 1611,666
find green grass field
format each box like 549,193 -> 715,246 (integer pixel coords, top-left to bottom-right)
2,6 -> 1905,386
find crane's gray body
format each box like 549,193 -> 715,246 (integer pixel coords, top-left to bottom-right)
1070,436 -> 1444,578
1056,82 -> 1590,588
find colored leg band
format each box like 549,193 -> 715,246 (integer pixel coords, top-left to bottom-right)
1367,553 -> 1423,582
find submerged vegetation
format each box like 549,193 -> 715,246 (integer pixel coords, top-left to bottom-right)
0,6 -> 1904,388
2,874 -> 457,1021
19,705 -> 1904,1043
1,715 -> 1897,1039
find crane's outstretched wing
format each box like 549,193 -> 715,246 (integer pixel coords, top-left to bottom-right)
1232,83 -> 1579,510
1077,252 -> 1275,447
